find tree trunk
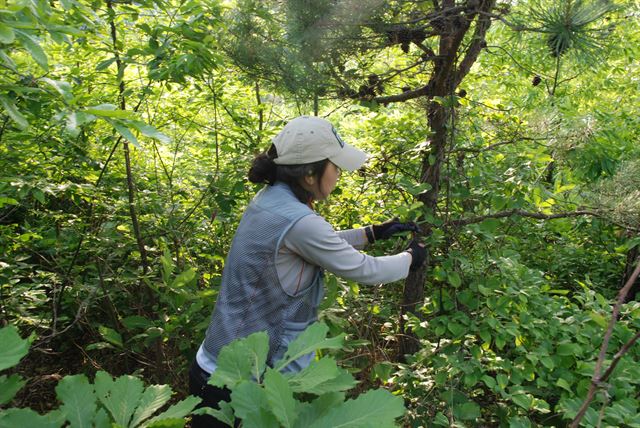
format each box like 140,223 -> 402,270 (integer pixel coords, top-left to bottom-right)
397,0 -> 496,359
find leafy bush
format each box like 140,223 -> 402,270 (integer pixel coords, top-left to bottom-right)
397,256 -> 640,427
202,322 -> 406,428
0,325 -> 200,428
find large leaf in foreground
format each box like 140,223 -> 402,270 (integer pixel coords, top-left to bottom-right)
209,332 -> 269,389
55,374 -> 97,428
0,326 -> 30,371
309,389 -> 405,428
274,323 -> 345,371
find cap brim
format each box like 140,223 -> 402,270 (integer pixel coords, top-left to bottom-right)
329,143 -> 368,172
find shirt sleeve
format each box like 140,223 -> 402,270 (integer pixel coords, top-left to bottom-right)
336,228 -> 369,250
282,215 -> 411,285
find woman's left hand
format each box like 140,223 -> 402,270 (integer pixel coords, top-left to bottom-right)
368,218 -> 419,242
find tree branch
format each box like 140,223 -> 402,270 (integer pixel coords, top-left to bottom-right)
570,258 -> 640,427
447,209 -> 600,227
454,0 -> 496,87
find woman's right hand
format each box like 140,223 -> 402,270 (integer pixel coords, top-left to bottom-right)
405,239 -> 426,271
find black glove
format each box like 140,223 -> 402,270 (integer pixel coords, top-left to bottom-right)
367,218 -> 419,243
406,239 -> 426,271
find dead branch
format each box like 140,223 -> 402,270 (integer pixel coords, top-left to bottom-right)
570,259 -> 640,427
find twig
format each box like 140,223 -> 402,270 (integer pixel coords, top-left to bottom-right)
570,259 -> 640,427
447,209 -> 600,227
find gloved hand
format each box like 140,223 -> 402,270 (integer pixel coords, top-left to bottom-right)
367,218 -> 419,243
406,239 -> 426,271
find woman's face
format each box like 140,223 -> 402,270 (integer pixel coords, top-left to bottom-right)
303,161 -> 341,201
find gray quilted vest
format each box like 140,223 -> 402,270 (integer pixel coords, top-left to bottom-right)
202,182 -> 324,372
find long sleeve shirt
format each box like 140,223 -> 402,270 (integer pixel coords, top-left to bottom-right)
276,214 -> 411,295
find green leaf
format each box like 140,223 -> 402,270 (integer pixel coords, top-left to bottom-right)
0,96 -> 28,129
242,407 -> 280,428
0,374 -> 25,405
55,374 -> 97,428
142,396 -> 201,427
113,122 -> 140,149
557,342 -> 580,356
40,78 -> 73,103
171,268 -> 196,288
121,316 -> 154,330
274,323 -> 345,372
0,22 -> 15,44
192,401 -> 234,426
130,385 -> 172,427
96,57 -> 117,71
452,401 -> 481,420
95,371 -> 144,427
287,357 -> 343,394
0,408 -> 62,428
84,105 -> 136,119
0,325 -> 31,371
448,271 -> 462,288
556,378 -> 573,393
264,368 -> 297,428
293,392 -> 345,428
229,381 -> 270,420
209,332 -> 269,389
15,30 -> 48,71
510,394 -> 533,410
309,389 -> 405,428
98,326 -> 123,348
128,121 -> 171,143
588,311 -> 607,329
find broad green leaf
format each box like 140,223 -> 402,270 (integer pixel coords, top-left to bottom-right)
40,78 -> 73,103
0,325 -> 31,371
145,418 -> 186,428
55,374 -> 96,428
171,268 -> 196,288
242,407 -> 279,428
209,332 -> 269,389
556,378 -> 572,393
98,326 -> 123,348
129,385 -> 172,427
0,374 -> 25,405
93,408 -> 110,428
84,104 -> 136,119
305,370 -> 357,395
588,311 -> 607,329
510,394 -> 533,410
274,323 -> 345,371
95,371 -> 144,427
113,123 -> 140,148
309,389 -> 405,428
293,392 -> 345,428
448,271 -> 462,288
229,381 -> 269,420
0,408 -> 62,428
287,357 -> 341,393
142,396 -> 200,427
0,22 -> 15,43
14,30 -> 48,71
128,121 -> 171,143
452,401 -> 480,421
264,368 -> 297,428
121,316 -> 154,330
192,400 -> 235,426
0,96 -> 28,129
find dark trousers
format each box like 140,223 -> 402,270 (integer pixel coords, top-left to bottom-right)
188,361 -> 234,428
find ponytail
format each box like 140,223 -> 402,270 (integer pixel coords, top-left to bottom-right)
248,145 -> 278,185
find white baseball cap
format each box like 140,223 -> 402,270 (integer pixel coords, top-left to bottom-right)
272,116 -> 368,171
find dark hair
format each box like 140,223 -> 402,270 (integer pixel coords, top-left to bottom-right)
248,144 -> 329,203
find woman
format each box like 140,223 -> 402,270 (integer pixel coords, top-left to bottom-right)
189,115 -> 426,427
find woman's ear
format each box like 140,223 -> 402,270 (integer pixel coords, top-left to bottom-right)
304,175 -> 315,185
